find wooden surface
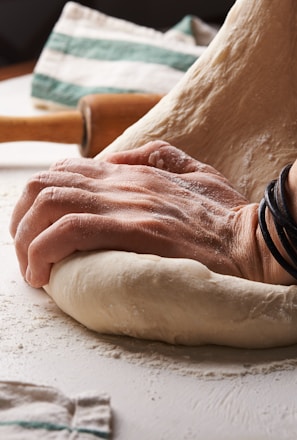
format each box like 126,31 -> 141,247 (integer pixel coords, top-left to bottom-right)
0,60 -> 35,81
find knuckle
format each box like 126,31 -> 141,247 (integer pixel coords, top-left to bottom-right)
49,158 -> 73,171
146,143 -> 185,170
34,186 -> 61,210
27,239 -> 42,262
49,157 -> 93,172
58,213 -> 84,234
25,171 -> 52,194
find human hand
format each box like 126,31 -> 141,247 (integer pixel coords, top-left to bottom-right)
9,140 -> 290,288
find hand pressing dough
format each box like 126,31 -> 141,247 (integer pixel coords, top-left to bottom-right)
44,0 -> 297,348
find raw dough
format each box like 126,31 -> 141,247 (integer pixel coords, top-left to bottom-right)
45,251 -> 297,349
44,0 -> 297,348
99,0 -> 297,203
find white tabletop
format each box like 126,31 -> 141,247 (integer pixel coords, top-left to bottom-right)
1,75 -> 297,440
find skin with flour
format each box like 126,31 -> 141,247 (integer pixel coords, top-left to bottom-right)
10,141 -> 297,288
10,141 -> 297,348
10,0 -> 297,347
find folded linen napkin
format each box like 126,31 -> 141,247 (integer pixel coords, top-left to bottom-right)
31,1 -> 217,109
0,381 -> 111,439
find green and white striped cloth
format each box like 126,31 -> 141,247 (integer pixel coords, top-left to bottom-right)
31,1 -> 217,109
0,381 -> 111,439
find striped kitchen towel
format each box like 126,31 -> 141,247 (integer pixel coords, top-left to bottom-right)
31,1 -> 217,109
0,381 -> 111,439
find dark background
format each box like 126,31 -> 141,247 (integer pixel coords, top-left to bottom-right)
0,0 -> 235,67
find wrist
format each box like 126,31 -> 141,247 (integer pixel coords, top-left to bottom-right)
255,215 -> 296,285
233,203 -> 296,285
256,163 -> 297,285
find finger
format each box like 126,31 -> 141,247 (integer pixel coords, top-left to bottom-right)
13,186 -> 105,277
104,141 -> 169,164
106,141 -> 219,176
105,140 -> 210,175
10,169 -> 107,238
25,213 -> 175,288
49,157 -> 113,179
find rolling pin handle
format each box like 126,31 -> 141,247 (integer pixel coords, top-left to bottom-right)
78,93 -> 163,158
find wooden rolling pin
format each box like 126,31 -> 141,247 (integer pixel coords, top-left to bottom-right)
0,93 -> 162,157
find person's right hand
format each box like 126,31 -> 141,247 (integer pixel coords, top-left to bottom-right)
10,141 -> 295,288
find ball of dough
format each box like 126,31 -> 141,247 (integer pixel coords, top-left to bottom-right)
44,250 -> 297,349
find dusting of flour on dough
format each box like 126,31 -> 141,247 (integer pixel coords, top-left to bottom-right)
2,165 -> 297,383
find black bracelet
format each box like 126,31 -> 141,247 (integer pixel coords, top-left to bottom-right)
258,163 -> 297,280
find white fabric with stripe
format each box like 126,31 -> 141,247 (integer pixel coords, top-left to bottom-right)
31,1 -> 217,109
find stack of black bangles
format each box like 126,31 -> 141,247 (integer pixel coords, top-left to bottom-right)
258,163 -> 297,279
